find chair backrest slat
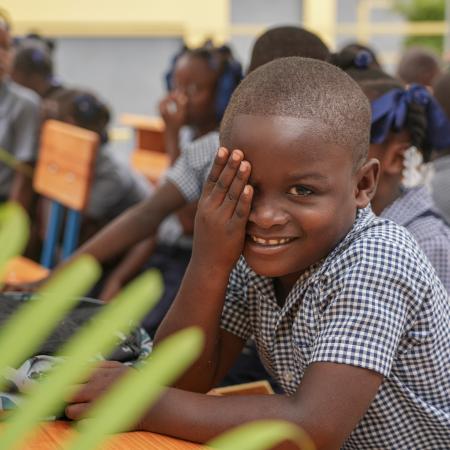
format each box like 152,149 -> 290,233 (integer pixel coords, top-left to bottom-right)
33,120 -> 99,211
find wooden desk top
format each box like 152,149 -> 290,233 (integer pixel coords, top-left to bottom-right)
120,114 -> 165,132
2,421 -> 207,450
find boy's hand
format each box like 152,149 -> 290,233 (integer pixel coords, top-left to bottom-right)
65,361 -> 132,421
192,148 -> 253,271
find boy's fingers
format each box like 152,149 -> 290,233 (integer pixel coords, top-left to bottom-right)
209,150 -> 244,206
233,184 -> 253,223
203,147 -> 229,195
65,402 -> 90,420
220,161 -> 251,218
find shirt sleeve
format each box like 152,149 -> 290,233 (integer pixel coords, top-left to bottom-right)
12,95 -> 40,163
165,132 -> 219,202
220,258 -> 252,341
164,150 -> 201,202
408,221 -> 450,293
309,239 -> 428,377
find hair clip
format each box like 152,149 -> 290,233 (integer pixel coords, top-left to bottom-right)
354,50 -> 373,69
405,84 -> 430,107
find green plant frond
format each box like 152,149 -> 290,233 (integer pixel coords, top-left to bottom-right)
392,0 -> 445,53
67,327 -> 204,450
0,149 -> 33,178
0,269 -> 163,450
0,255 -> 101,390
0,203 -> 29,281
208,420 -> 315,450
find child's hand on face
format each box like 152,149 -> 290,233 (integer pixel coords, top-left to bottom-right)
159,92 -> 188,131
191,148 -> 253,272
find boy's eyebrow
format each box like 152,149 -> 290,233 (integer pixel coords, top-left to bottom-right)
286,172 -> 329,182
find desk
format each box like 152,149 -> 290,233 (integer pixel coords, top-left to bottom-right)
1,381 -> 272,449
120,114 -> 165,153
2,421 -> 206,449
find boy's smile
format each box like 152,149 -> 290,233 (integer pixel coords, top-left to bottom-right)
229,114 -> 368,292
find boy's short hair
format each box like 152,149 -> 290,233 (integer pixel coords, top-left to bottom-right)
247,26 -> 330,74
221,57 -> 371,168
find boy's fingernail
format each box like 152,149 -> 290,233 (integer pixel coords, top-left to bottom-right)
239,161 -> 248,172
244,185 -> 251,195
218,147 -> 227,158
232,150 -> 241,161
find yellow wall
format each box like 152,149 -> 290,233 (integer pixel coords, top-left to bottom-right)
2,0 -> 230,46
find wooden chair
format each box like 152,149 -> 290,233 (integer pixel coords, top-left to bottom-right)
120,114 -> 170,183
4,120 -> 99,284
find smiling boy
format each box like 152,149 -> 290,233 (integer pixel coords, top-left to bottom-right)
67,57 -> 450,449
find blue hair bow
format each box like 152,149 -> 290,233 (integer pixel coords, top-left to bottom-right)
371,84 -> 450,151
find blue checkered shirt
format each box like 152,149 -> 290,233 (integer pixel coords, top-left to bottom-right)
381,185 -> 450,292
221,207 -> 450,449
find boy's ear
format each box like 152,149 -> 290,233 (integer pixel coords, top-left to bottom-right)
355,158 -> 380,208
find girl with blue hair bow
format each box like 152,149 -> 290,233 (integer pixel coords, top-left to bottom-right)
332,50 -> 450,292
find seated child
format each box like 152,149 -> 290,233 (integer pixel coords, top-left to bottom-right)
51,89 -> 152,230
333,50 -> 450,292
11,42 -> 63,99
160,44 -> 242,164
66,57 -> 450,450
0,17 -> 40,213
11,26 -> 331,389
98,44 -> 243,304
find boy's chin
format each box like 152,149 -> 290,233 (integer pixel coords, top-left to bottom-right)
242,252 -> 302,280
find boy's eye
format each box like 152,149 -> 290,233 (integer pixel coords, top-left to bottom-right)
288,185 -> 313,196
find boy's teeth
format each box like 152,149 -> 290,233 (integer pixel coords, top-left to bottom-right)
251,236 -> 291,245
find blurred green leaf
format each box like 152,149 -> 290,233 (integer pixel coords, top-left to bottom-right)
0,203 -> 29,281
0,269 -> 163,450
67,327 -> 204,450
208,420 -> 315,450
393,0 -> 445,53
0,255 -> 101,392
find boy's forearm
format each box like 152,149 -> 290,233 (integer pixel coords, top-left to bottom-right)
138,389 -> 304,450
154,261 -> 232,391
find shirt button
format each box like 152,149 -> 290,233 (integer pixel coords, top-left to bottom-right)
283,371 -> 294,383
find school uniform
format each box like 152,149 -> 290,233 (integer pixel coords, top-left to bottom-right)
431,154 -> 450,225
221,207 -> 450,449
165,131 -> 219,202
381,185 -> 450,292
0,80 -> 40,200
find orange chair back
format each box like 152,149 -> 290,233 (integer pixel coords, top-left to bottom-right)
33,120 -> 99,211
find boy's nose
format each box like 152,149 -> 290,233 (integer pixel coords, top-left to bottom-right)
248,197 -> 289,229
